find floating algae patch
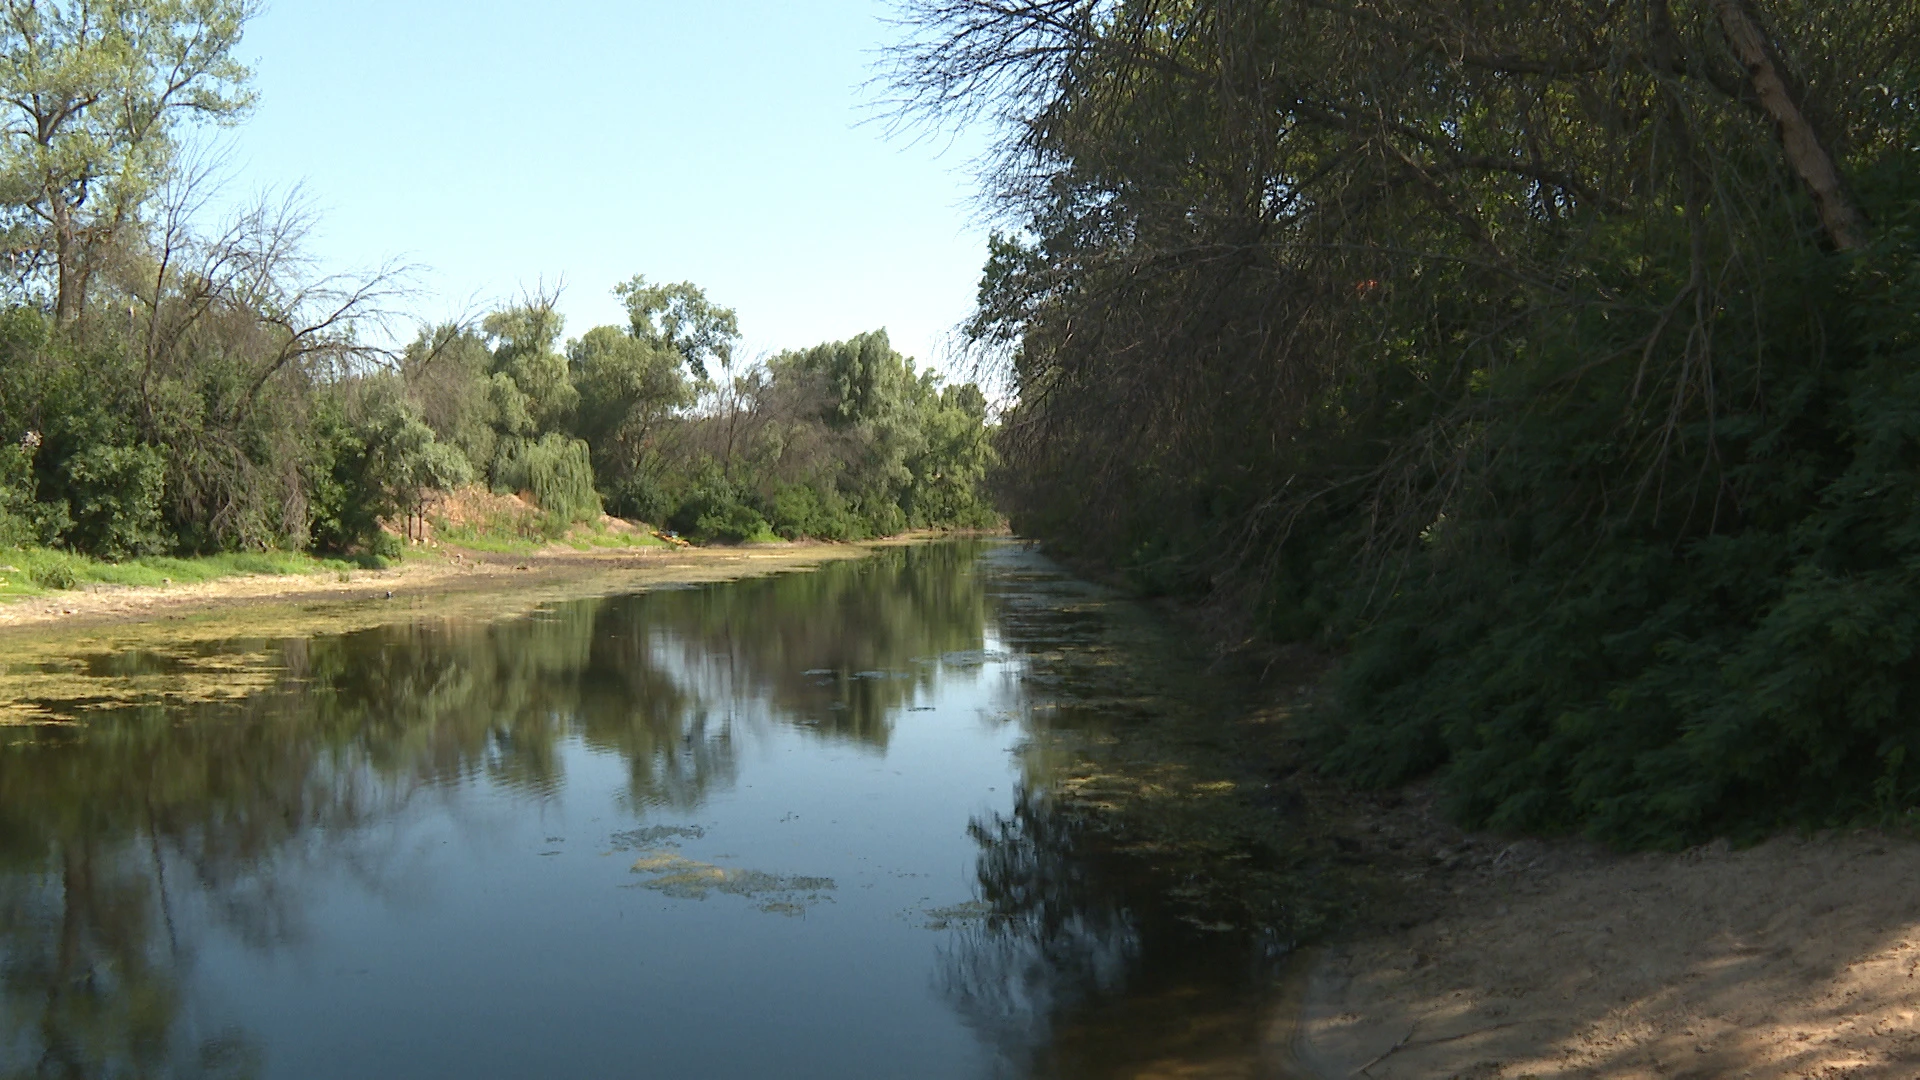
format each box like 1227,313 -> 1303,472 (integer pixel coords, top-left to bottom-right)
626,849 -> 835,914
0,640 -> 285,725
609,825 -> 706,849
921,900 -> 997,930
928,649 -> 1010,668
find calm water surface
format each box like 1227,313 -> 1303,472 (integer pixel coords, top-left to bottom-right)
0,542 -> 1294,1078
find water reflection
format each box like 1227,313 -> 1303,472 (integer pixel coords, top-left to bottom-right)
0,541 -> 1309,1079
943,552 -> 1301,1078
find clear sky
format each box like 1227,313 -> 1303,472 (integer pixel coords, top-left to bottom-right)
214,1 -> 992,371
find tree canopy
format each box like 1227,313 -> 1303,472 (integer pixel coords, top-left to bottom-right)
895,0 -> 1920,844
0,1 -> 999,565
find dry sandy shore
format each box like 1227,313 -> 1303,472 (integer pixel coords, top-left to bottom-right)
0,541 -> 879,636
1282,805 -> 1920,1079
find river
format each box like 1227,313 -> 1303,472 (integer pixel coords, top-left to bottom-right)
0,541 -> 1320,1078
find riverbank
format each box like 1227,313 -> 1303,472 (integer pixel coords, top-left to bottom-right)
0,537 -> 900,636
1280,783 -> 1920,1079
1066,600 -> 1920,1079
0,537 -> 913,728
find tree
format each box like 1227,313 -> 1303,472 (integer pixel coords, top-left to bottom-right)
484,291 -> 576,435
402,321 -> 498,472
891,0 -> 1920,842
568,323 -> 691,491
615,274 -> 738,381
0,0 -> 258,328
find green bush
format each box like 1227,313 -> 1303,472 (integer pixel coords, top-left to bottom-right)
767,481 -> 862,541
0,442 -> 34,547
694,501 -> 773,543
1308,202 -> 1920,848
368,531 -> 404,562
27,552 -> 79,589
601,472 -> 674,527
662,468 -> 768,543
60,442 -> 167,559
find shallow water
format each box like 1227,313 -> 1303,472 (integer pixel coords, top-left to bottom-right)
0,542 -> 1302,1079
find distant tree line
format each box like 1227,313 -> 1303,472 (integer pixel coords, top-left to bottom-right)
895,0 -> 1920,844
0,0 -> 998,561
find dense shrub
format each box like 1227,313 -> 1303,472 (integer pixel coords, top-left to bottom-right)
1316,204 -> 1920,846
59,443 -> 168,559
0,442 -> 36,547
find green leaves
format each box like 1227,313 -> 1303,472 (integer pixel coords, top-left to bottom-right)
899,0 -> 1920,843
615,275 -> 739,382
0,0 -> 258,322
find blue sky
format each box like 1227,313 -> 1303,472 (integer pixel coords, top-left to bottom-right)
214,1 -> 993,371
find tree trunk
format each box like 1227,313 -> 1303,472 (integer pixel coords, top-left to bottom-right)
1711,0 -> 1865,251
50,195 -> 82,328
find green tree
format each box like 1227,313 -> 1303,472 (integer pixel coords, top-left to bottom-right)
567,323 -> 692,516
0,0 -> 258,327
615,275 -> 739,381
308,381 -> 469,554
484,294 -> 577,435
403,322 -> 498,472
894,0 -> 1920,842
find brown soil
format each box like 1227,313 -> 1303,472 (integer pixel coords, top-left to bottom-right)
1280,788 -> 1920,1079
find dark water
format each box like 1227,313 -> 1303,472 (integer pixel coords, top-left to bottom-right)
0,542 -> 1296,1079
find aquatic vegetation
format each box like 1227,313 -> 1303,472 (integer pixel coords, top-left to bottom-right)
626,850 -> 836,913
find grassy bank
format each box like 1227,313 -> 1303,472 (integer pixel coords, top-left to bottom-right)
0,547 -> 365,598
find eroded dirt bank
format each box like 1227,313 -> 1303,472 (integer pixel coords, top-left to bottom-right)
1284,800 -> 1920,1079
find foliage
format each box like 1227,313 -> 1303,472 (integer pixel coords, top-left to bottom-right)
305,383 -> 468,554
0,0 -> 257,324
0,0 -> 999,579
59,442 -> 167,558
495,431 -> 601,528
896,0 -> 1920,844
0,439 -> 38,546
616,275 -> 740,381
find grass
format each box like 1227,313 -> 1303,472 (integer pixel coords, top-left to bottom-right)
431,513 -> 672,556
430,525 -> 542,555
0,515 -> 678,599
0,547 -> 364,598
564,529 -> 673,552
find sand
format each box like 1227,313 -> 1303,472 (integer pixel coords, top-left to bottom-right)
1286,817 -> 1920,1079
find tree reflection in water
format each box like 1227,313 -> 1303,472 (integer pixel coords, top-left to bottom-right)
1,541 -> 1309,1078
946,546 -> 1304,1079
0,542 -> 991,1078
943,785 -> 1292,1079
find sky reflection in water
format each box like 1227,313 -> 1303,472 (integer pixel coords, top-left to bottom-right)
0,542 -> 1287,1079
